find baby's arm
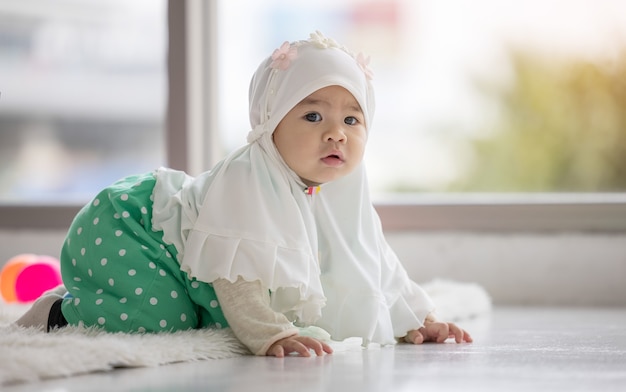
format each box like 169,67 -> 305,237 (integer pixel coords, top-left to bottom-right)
403,313 -> 473,344
213,278 -> 332,357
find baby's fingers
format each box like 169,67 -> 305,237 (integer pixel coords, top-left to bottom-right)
458,328 -> 473,343
449,323 -> 473,344
300,336 -> 333,356
434,324 -> 450,343
404,329 -> 425,344
268,345 -> 285,358
267,340 -> 309,357
319,341 -> 334,355
268,337 -> 332,358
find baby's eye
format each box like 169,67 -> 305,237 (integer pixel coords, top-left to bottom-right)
344,116 -> 358,125
305,112 -> 322,122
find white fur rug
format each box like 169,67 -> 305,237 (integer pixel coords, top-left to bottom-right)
0,279 -> 490,386
0,304 -> 250,386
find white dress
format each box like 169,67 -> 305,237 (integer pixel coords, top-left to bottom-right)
151,141 -> 435,348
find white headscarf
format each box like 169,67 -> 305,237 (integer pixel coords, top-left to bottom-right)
171,32 -> 434,344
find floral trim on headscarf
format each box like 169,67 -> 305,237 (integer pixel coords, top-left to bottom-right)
355,52 -> 374,81
308,30 -> 341,49
270,41 -> 298,70
269,31 -> 373,80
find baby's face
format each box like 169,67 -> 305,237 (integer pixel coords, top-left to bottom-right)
273,86 -> 367,187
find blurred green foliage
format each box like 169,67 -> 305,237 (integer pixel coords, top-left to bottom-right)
453,50 -> 626,192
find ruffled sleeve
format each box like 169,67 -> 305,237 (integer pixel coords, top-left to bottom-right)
152,167 -> 223,260
180,230 -> 325,324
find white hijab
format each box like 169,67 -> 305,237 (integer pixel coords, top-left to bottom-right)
174,32 -> 434,344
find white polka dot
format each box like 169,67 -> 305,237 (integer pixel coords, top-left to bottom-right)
95,238 -> 102,245
141,206 -> 148,214
215,322 -> 222,329
73,277 -> 82,282
159,244 -> 165,250
191,281 -> 200,289
108,278 -> 115,286
119,297 -> 127,304
113,213 -> 121,219
115,230 -> 123,237
170,290 -> 178,299
159,269 -> 166,277
135,288 -> 143,295
95,298 -> 103,305
119,249 -> 126,256
88,269 -> 93,277
150,194 -> 154,202
148,262 -> 156,269
128,269 -> 136,276
98,317 -> 105,325
96,288 -> 103,294
74,298 -> 81,306
210,300 -> 219,308
72,259 -> 77,266
141,245 -> 149,250
93,199 -> 100,206
77,227 -> 83,235
80,248 -> 86,256
159,320 -> 167,328
120,313 -> 128,321
121,194 -> 129,201
180,313 -> 187,322
137,327 -> 146,333
122,211 -> 130,218
93,217 -> 99,225
149,297 -> 158,305
101,258 -> 108,266
165,251 -> 172,258
67,238 -> 71,246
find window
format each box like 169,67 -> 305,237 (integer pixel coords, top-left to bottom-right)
216,0 -> 626,195
2,0 -> 625,231
0,0 -> 166,203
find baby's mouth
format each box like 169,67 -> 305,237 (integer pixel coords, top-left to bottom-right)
321,153 -> 344,166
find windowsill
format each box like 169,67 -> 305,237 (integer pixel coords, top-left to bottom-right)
373,193 -> 626,232
2,193 -> 626,232
0,204 -> 81,230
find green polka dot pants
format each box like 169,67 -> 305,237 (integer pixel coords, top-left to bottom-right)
60,172 -> 229,333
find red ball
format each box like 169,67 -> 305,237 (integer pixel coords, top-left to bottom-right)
14,257 -> 62,303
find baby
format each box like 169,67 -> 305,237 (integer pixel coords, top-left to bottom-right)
17,31 -> 471,357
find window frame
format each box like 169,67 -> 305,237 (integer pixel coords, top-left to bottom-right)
1,0 -> 625,233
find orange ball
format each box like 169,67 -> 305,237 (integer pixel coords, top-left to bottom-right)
1,254 -> 38,303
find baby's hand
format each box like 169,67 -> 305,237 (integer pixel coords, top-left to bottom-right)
267,335 -> 334,358
404,321 -> 473,344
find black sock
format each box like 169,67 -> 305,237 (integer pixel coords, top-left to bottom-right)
47,298 -> 68,332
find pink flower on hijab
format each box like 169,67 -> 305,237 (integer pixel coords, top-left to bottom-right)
356,52 -> 374,80
270,41 -> 298,70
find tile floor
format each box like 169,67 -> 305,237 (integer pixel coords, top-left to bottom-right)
4,307 -> 626,392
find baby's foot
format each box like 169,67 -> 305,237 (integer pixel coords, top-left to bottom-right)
14,284 -> 67,331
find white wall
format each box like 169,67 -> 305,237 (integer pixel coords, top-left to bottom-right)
0,230 -> 67,269
1,229 -> 625,306
387,232 -> 626,307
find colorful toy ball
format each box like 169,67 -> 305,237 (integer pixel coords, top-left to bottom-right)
1,254 -> 62,303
